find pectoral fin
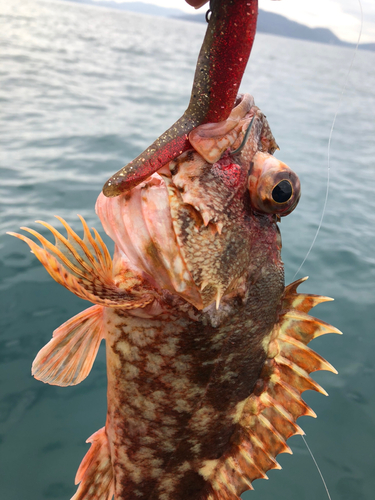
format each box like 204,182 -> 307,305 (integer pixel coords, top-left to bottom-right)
8,215 -> 154,309
32,305 -> 104,387
72,427 -> 114,500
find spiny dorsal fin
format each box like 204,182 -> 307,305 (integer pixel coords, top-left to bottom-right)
282,276 -> 334,313
8,216 -> 154,309
198,278 -> 341,499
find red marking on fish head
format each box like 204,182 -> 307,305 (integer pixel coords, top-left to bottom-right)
212,158 -> 243,190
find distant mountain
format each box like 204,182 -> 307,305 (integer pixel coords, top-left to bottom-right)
359,42 -> 375,51
62,0 -> 374,51
177,10 -> 373,51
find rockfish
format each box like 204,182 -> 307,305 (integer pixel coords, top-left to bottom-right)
9,93 -> 341,500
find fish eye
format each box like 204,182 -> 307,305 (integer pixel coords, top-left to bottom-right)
272,180 -> 293,204
248,152 -> 301,217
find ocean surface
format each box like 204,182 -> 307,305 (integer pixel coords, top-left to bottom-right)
0,0 -> 374,499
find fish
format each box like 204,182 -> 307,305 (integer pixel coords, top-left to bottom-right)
8,91 -> 341,499
8,1 -> 341,498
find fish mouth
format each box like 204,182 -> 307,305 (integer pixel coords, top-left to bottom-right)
96,173 -> 204,310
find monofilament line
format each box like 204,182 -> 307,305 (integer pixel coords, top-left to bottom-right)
295,2 -> 363,499
301,435 -> 332,500
293,0 -> 363,279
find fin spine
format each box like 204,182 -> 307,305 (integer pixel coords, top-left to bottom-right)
9,217 -> 155,309
199,277 -> 338,499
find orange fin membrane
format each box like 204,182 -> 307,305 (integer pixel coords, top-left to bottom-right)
201,278 -> 342,499
32,305 -> 104,386
8,216 -> 153,309
72,427 -> 114,500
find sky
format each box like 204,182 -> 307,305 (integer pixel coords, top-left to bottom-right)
107,0 -> 375,43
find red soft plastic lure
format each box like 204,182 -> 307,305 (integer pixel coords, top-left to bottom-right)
102,0 -> 258,197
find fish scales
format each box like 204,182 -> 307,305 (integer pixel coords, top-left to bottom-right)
105,250 -> 282,499
9,94 -> 341,500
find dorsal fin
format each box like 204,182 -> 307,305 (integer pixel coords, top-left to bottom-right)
199,278 -> 342,499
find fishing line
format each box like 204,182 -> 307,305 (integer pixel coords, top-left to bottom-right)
302,434 -> 332,500
293,0 -> 363,279
294,2 -> 363,500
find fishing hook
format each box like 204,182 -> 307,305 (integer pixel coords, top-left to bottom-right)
230,115 -> 255,155
206,0 -> 217,23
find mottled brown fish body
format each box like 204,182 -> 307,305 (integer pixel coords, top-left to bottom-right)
105,246 -> 283,499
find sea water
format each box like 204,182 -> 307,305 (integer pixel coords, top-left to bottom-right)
0,0 -> 374,498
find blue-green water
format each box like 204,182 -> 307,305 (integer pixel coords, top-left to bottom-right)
0,0 -> 374,498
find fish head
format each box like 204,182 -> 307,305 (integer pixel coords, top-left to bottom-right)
96,94 -> 301,311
